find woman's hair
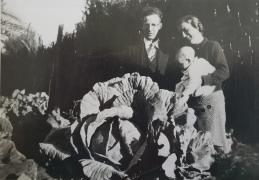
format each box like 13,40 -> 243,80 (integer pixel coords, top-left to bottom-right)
177,15 -> 204,34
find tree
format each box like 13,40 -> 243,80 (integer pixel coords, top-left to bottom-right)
1,0 -> 42,55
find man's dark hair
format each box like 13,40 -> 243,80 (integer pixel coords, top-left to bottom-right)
140,6 -> 163,21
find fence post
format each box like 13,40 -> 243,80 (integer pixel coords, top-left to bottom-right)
0,53 -> 1,96
48,24 -> 64,111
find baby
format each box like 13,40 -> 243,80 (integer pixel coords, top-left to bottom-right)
175,46 -> 216,105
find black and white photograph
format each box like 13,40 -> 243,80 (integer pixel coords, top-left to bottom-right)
1,0 -> 259,179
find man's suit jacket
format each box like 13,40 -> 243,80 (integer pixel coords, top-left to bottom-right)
121,38 -> 172,88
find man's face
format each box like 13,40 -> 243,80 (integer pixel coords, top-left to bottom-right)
142,14 -> 162,41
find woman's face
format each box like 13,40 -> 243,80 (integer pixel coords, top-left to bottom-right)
179,22 -> 203,44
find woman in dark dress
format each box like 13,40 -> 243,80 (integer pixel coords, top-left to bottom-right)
176,15 -> 230,153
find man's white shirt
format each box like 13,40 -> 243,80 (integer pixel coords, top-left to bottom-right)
144,38 -> 159,62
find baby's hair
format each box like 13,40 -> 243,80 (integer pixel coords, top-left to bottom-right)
176,46 -> 195,59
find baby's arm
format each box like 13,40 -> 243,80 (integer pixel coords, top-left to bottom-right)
183,58 -> 217,97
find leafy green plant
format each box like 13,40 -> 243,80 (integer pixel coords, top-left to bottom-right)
1,89 -> 49,117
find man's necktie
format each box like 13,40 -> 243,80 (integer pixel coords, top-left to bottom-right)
146,43 -> 157,62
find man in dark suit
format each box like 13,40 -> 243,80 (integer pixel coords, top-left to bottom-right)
122,6 -> 172,89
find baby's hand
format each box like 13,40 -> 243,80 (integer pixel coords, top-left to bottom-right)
177,95 -> 189,107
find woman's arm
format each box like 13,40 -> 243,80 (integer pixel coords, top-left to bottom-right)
201,41 -> 230,87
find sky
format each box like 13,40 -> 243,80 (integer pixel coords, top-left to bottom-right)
5,0 -> 85,46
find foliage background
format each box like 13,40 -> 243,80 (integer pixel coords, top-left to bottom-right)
1,0 -> 259,143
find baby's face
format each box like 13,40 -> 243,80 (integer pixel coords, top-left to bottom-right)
176,48 -> 195,70
176,53 -> 192,70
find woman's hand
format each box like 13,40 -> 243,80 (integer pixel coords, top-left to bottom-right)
194,85 -> 216,97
